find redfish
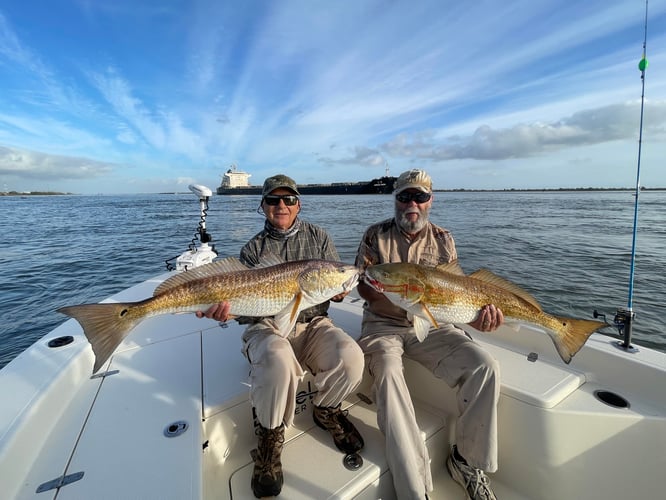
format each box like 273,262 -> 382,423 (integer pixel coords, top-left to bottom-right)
59,257 -> 359,373
364,261 -> 605,364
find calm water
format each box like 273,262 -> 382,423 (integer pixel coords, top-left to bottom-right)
1,190 -> 664,369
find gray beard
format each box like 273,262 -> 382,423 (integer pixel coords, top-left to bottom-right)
395,205 -> 430,234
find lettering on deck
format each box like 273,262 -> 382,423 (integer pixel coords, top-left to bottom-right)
295,380 -> 318,415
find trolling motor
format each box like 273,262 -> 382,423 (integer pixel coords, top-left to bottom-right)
166,184 -> 218,271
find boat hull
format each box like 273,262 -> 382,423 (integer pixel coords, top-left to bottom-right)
216,176 -> 397,195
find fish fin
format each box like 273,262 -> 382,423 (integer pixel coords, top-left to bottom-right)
289,292 -> 303,323
413,315 -> 433,342
412,303 -> 439,342
272,293 -> 303,337
154,257 -> 248,295
58,302 -> 140,373
469,269 -> 543,311
421,303 -> 439,329
436,260 -> 466,275
549,316 -> 606,364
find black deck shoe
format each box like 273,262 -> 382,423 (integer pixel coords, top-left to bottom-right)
313,404 -> 364,454
251,423 -> 285,498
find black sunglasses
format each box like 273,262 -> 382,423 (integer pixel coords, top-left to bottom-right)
396,191 -> 432,204
263,194 -> 299,206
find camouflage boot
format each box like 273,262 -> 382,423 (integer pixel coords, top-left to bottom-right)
313,404 -> 364,454
250,415 -> 285,498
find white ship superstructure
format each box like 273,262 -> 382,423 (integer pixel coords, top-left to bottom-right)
221,165 -> 251,188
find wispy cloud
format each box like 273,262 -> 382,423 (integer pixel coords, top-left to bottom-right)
379,101 -> 666,161
0,145 -> 114,180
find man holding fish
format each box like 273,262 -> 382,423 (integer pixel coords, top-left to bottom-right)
355,169 -> 503,500
198,174 -> 365,498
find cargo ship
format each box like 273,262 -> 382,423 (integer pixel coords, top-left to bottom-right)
216,165 -> 396,195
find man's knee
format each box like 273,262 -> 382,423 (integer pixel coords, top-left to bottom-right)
367,353 -> 404,384
255,337 -> 298,380
468,347 -> 500,389
339,339 -> 365,384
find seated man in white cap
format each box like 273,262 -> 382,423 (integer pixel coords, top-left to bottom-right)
355,169 -> 503,500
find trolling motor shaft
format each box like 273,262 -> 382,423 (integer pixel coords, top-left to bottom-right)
173,184 -> 218,271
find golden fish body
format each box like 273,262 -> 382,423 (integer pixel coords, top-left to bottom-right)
59,257 -> 359,373
364,261 -> 606,364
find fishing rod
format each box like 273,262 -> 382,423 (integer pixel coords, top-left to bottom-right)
615,0 -> 649,351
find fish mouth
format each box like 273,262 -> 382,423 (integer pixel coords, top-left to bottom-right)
344,272 -> 360,291
362,273 -> 384,292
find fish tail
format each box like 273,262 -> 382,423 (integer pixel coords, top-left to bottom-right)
58,302 -> 140,373
550,316 -> 606,364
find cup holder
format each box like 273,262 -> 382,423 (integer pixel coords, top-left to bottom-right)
594,390 -> 630,409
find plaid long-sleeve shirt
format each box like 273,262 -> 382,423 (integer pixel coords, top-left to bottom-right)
239,219 -> 340,323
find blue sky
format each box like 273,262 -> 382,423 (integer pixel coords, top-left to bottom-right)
1,0 -> 665,194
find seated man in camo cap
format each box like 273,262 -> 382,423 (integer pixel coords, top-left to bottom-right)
197,174 -> 365,498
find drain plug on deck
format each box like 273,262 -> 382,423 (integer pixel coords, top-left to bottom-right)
164,420 -> 189,438
343,453 -> 363,471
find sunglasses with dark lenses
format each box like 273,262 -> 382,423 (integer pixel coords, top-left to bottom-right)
263,194 -> 299,206
396,191 -> 432,204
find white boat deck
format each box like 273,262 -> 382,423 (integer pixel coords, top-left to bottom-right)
1,273 -> 665,499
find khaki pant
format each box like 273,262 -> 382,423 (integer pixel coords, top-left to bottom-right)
242,316 -> 365,429
359,321 -> 500,499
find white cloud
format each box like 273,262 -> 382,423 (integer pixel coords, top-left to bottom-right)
379,101 -> 666,161
0,145 -> 114,180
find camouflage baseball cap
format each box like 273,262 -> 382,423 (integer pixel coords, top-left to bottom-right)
262,174 -> 300,196
393,169 -> 432,194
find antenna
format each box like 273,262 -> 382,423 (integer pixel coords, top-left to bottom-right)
617,0 -> 649,351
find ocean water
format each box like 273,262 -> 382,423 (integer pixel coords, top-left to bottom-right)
1,190 -> 664,369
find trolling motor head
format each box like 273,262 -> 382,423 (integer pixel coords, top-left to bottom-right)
188,183 -> 212,199
170,184 -> 218,271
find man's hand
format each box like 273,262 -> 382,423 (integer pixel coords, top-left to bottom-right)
470,304 -> 504,332
195,301 -> 232,322
330,291 -> 350,303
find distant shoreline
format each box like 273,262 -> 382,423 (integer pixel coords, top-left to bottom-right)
2,187 -> 664,197
0,191 -> 71,196
433,187 -> 666,193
